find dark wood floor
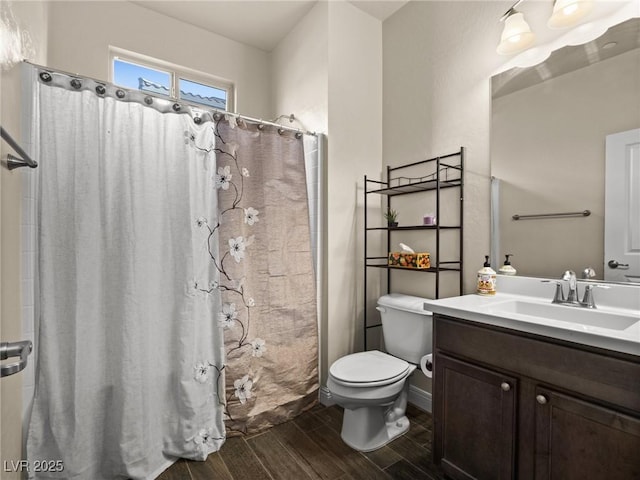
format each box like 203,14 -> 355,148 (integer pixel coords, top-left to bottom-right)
158,403 -> 446,480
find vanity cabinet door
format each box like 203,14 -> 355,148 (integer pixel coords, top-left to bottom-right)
534,387 -> 640,480
434,354 -> 517,480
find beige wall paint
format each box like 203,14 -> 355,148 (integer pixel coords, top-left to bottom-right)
1,1 -> 49,475
326,1 -> 383,385
382,1 -> 508,392
272,1 -> 383,386
271,1 -> 328,135
493,48 -> 640,278
384,0 -> 508,294
46,1 -> 272,119
271,2 -> 331,384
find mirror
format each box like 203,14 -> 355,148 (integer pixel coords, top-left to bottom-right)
490,17 -> 640,282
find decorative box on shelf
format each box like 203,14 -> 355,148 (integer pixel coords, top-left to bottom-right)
388,251 -> 431,269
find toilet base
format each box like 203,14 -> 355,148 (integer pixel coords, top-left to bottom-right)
333,367 -> 414,452
341,407 -> 410,452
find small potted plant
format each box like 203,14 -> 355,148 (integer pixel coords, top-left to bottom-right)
384,208 -> 398,228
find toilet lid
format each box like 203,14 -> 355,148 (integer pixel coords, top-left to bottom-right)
329,350 -> 410,385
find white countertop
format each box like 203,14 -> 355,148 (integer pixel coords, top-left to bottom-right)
423,276 -> 640,357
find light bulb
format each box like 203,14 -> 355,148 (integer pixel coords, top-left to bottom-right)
548,0 -> 593,29
497,11 -> 536,55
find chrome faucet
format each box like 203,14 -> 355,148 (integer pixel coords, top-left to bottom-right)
542,270 -> 609,309
562,270 -> 579,303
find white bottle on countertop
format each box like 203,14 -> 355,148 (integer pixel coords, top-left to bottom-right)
477,255 -> 497,295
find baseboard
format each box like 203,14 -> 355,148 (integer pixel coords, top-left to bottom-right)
319,386 -> 335,406
408,384 -> 432,413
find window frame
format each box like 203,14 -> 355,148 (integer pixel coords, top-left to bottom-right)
109,47 -> 235,112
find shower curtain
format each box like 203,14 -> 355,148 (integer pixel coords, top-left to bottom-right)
27,76 -> 225,479
197,118 -> 319,435
26,67 -> 319,478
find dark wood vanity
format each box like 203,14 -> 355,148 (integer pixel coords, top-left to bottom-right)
432,313 -> 640,480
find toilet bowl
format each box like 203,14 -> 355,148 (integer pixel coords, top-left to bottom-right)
327,350 -> 417,451
326,294 -> 433,452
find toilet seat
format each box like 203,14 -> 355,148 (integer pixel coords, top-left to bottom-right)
329,350 -> 410,388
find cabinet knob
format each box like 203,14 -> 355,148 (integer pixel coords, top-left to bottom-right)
500,382 -> 511,392
536,394 -> 548,405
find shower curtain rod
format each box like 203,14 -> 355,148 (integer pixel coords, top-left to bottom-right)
25,60 -> 317,137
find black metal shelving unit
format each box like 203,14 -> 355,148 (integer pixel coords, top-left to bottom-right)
363,147 -> 465,351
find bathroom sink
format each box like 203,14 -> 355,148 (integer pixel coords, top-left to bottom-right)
484,300 -> 640,331
423,276 -> 640,356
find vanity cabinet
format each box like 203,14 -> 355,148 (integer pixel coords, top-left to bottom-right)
433,314 -> 640,480
436,354 -> 517,479
534,386 -> 640,479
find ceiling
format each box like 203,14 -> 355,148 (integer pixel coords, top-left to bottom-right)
131,1 -> 409,52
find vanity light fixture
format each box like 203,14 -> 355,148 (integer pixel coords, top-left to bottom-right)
497,1 -> 536,55
497,0 -> 595,55
548,0 -> 593,28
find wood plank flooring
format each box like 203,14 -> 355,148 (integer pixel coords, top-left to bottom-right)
158,404 -> 446,480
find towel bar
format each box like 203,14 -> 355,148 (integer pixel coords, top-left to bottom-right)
512,210 -> 590,220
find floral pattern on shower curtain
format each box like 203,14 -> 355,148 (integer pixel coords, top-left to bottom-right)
186,116 -> 319,435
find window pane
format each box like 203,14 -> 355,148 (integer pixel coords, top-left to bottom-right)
113,59 -> 171,97
179,78 -> 227,110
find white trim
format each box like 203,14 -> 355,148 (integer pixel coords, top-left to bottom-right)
408,385 -> 432,413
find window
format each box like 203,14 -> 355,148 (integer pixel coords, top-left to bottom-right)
110,49 -> 233,111
178,78 -> 227,110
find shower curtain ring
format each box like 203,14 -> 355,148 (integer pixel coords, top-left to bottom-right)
95,85 -> 106,95
172,103 -> 181,112
116,90 -> 126,99
39,71 -> 52,82
70,79 -> 82,89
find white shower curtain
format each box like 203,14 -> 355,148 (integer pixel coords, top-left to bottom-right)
27,80 -> 226,479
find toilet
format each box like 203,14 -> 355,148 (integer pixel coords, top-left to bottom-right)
327,293 -> 433,452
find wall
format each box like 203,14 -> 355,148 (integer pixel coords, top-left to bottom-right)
382,1 -> 509,393
1,2 -> 49,476
493,48 -> 640,278
326,1 -> 383,385
271,1 -> 328,134
271,2 -> 330,385
272,1 -> 383,387
46,1 -> 271,119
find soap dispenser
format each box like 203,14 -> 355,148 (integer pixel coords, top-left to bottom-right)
477,256 -> 497,296
498,254 -> 517,276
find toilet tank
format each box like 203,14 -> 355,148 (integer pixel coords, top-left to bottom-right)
377,294 -> 433,364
